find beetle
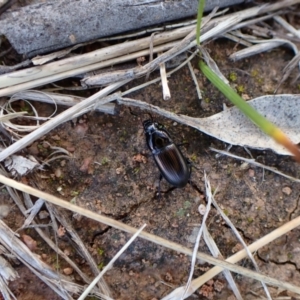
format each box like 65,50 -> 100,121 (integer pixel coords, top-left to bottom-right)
143,119 -> 191,189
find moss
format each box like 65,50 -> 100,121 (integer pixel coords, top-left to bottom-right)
97,262 -> 104,270
223,208 -> 229,216
133,167 -> 140,174
70,190 -> 79,196
236,85 -> 245,94
190,153 -> 197,162
228,72 -> 237,82
251,69 -> 264,84
101,157 -> 109,165
250,69 -> 259,77
184,201 -> 191,209
97,248 -> 105,256
176,208 -> 185,217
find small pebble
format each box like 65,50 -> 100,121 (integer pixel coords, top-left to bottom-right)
38,210 -> 49,219
165,272 -> 173,282
282,186 -> 292,195
57,226 -> 66,237
55,168 -> 62,178
0,205 -> 10,218
64,249 -> 71,256
51,135 -> 60,141
198,204 -> 206,215
63,268 -> 73,275
248,169 -> 255,177
42,141 -> 50,148
22,234 -> 37,251
116,167 -> 123,175
80,157 -> 92,172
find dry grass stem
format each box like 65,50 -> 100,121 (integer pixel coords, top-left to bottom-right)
159,54 -> 171,100
203,225 -> 243,300
0,174 -> 300,294
201,47 -> 229,85
6,187 -> 102,289
78,224 -> 146,300
0,1 -> 294,97
210,148 -> 300,183
47,202 -> 111,295
229,38 -> 298,62
10,90 -> 116,114
0,41 -> 178,97
0,219 -> 81,299
211,190 -> 272,299
274,15 -> 300,39
187,60 -> 202,101
182,173 -> 213,299
0,84 -> 125,161
122,50 -> 199,97
0,26 -> 194,90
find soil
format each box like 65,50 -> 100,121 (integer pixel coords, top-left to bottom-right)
1,9 -> 300,300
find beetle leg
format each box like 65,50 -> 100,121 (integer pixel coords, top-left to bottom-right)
177,142 -> 189,148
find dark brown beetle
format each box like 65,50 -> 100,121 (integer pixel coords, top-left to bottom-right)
143,119 -> 190,188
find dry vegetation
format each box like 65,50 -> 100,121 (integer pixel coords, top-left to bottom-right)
0,1 -> 300,300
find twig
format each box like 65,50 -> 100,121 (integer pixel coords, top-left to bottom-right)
0,26 -> 194,91
187,60 -> 202,101
229,38 -> 298,62
211,189 -> 272,300
274,15 -> 300,39
182,173 -> 213,299
12,90 -> 116,115
159,52 -> 171,100
0,41 -> 178,97
122,50 -> 199,96
0,82 -> 127,161
78,224 -> 146,300
1,174 -> 300,294
203,225 -> 243,300
210,147 -> 300,183
274,52 -> 300,93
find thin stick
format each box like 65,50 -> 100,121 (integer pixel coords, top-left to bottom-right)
187,60 -> 202,101
12,90 -> 116,115
0,81 -> 128,161
0,41 -> 178,97
182,173 -> 213,299
211,189 -> 272,300
159,52 -> 171,100
0,174 -> 300,294
122,50 -> 199,96
203,225 -> 243,300
78,224 -> 146,300
0,26 -> 194,89
274,15 -> 300,39
210,147 -> 300,183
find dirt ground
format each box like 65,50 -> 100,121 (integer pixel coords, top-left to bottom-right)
1,10 -> 300,300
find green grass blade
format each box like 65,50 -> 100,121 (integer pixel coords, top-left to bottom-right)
199,60 -> 279,136
196,0 -> 206,45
